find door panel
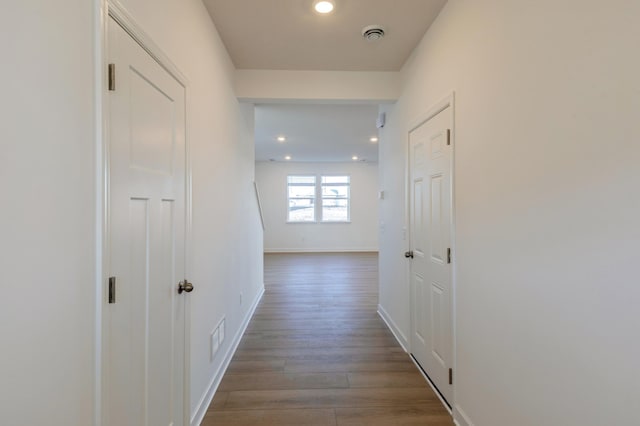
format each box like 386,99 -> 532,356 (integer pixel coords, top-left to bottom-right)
108,17 -> 186,426
430,174 -> 444,263
409,106 -> 453,404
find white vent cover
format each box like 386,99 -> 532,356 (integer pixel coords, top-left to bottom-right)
362,25 -> 385,41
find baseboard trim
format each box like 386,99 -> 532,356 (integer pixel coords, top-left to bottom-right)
264,248 -> 379,253
377,304 -> 409,352
190,285 -> 265,426
410,355 -> 453,416
453,405 -> 474,426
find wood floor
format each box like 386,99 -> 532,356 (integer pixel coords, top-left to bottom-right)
203,252 -> 453,426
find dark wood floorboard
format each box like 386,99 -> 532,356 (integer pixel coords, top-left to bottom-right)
204,252 -> 453,425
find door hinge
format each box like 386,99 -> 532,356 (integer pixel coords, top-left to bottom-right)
108,276 -> 116,304
446,129 -> 451,146
447,248 -> 452,264
108,63 -> 116,91
449,368 -> 453,385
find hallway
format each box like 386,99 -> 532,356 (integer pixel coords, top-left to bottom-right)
203,253 -> 453,425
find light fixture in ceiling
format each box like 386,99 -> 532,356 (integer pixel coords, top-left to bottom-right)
277,136 -> 286,142
285,155 -> 292,160
352,156 -> 359,161
362,25 -> 385,42
370,137 -> 379,143
313,0 -> 335,14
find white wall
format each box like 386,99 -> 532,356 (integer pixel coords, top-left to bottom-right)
236,70 -> 400,103
378,1 -> 640,425
256,161 -> 379,252
1,1 -> 264,425
1,2 -> 96,425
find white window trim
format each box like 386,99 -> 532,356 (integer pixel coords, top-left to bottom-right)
286,175 -> 317,223
320,174 -> 351,223
286,174 -> 351,224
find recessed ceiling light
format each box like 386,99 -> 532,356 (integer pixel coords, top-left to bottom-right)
370,137 -> 379,143
277,136 -> 286,142
313,0 -> 335,14
285,155 -> 292,160
352,156 -> 358,161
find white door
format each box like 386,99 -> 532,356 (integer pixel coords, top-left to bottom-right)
409,106 -> 453,404
107,17 -> 188,426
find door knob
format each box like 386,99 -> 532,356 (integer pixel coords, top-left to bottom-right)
404,251 -> 414,259
178,280 -> 194,294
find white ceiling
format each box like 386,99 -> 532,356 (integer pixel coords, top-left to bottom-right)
254,104 -> 379,163
203,0 -> 447,71
203,1 -> 446,163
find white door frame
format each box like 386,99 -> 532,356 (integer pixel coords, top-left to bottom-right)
406,92 -> 457,412
94,1 -> 192,424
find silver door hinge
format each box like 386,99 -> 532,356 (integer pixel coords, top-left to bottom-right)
447,248 -> 452,264
449,368 -> 453,385
108,63 -> 116,91
108,276 -> 116,304
446,129 -> 451,146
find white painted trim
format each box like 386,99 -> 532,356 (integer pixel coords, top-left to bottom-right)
190,286 -> 265,426
377,304 -> 409,352
253,181 -> 265,231
410,355 -> 453,416
406,91 -> 457,410
94,0 -> 109,424
453,405 -> 475,426
107,0 -> 188,87
98,3 -> 192,425
264,248 -> 379,253
408,93 -> 455,134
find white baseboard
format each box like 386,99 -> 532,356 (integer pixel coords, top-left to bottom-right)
453,405 -> 474,426
410,355 -> 452,416
264,248 -> 379,253
377,304 -> 409,352
190,285 -> 265,426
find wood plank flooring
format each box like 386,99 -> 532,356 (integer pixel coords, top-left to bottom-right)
203,252 -> 453,426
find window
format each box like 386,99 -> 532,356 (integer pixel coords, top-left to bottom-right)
321,176 -> 350,222
287,175 -> 350,223
287,175 -> 316,222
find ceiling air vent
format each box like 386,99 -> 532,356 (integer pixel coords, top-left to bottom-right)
362,25 -> 385,42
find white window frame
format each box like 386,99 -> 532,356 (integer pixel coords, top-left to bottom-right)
286,174 -> 351,224
286,175 -> 317,223
320,175 -> 351,223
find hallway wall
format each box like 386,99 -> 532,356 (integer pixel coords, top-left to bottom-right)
256,161 -> 379,252
1,0 -> 264,424
1,2 -> 96,425
378,1 -> 640,425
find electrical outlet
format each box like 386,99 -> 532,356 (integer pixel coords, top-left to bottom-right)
239,292 -> 243,306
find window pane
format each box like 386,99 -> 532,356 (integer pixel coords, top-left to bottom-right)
321,185 -> 349,198
321,176 -> 349,184
289,199 -> 315,222
289,186 -> 315,198
322,199 -> 349,222
320,175 -> 349,221
288,176 -> 316,184
288,176 -> 316,222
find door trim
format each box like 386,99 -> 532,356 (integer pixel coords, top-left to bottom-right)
405,91 -> 457,410
95,2 -> 192,424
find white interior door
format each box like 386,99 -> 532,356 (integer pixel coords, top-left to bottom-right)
107,17 -> 187,426
409,106 -> 453,404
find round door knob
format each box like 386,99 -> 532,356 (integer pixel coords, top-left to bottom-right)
178,280 -> 194,294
